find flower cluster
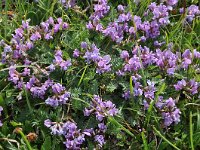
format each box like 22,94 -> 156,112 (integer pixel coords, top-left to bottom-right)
48,50 -> 72,72
156,97 -> 181,127
44,118 -> 108,149
44,119 -> 92,149
59,0 -> 76,9
144,80 -> 156,100
87,0 -> 110,30
118,46 -> 155,75
1,0 -> 200,149
83,95 -> 118,147
87,2 -> 173,43
45,83 -> 71,107
155,48 -> 178,75
7,64 -> 71,103
77,43 -> 112,74
186,5 -> 200,22
84,95 -> 118,121
174,79 -> 199,95
166,0 -> 178,6
1,17 -> 69,64
0,106 -> 3,127
122,79 -> 156,101
29,79 -> 53,99
2,18 -> 71,107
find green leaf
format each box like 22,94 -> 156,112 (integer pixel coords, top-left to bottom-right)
106,83 -> 118,92
10,121 -> 22,127
41,136 -> 51,150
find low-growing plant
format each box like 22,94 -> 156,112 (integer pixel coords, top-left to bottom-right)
0,0 -> 200,149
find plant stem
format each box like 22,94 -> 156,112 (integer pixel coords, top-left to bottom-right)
190,111 -> 194,150
23,87 -> 32,113
78,65 -> 88,86
141,131 -> 148,150
18,130 -> 32,150
153,126 -> 180,150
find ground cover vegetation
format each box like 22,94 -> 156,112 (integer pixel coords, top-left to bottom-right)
0,0 -> 200,149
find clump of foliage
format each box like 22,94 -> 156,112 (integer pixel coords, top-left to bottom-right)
0,0 -> 200,149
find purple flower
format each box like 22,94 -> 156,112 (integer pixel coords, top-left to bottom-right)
81,42 -> 88,49
45,97 -> 59,107
30,85 -> 47,99
166,0 -> 178,6
117,5 -> 124,12
143,100 -> 149,110
44,119 -> 52,127
179,8 -> 184,14
48,64 -> 56,72
167,68 -> 175,75
51,124 -> 64,135
52,83 -> 65,94
59,0 -> 76,9
86,21 -> 94,29
0,106 -> 3,115
26,41 -> 34,49
44,33 -> 53,40
59,92 -> 70,104
59,60 -> 72,71
172,108 -> 181,124
54,24 -> 61,33
47,17 -> 54,25
83,44 -> 101,63
62,121 -> 86,149
54,50 -> 63,63
22,20 -> 30,29
24,59 -> 32,65
158,97 -> 181,127
22,68 -> 30,76
40,22 -> 49,32
84,95 -> 118,121
90,0 -> 110,20
124,55 -> 141,72
53,50 -> 71,71
4,45 -> 12,53
129,27 -> 136,34
122,90 -> 130,100
98,123 -> 107,133
162,112 -> 174,126
155,49 -> 178,74
62,22 -> 69,29
83,128 -> 94,136
25,76 -> 36,90
8,65 -> 19,84
193,49 -> 200,58
174,79 -> 186,91
188,79 -> 199,95
96,55 -> 111,74
73,49 -> 80,58
95,135 -> 105,147
186,5 -> 200,22
30,32 -> 41,41
120,50 -> 129,59
165,98 -> 175,108
155,96 -> 164,109
83,108 -> 93,116
14,28 -> 24,38
140,36 -> 147,42
181,49 -> 192,69
44,119 -> 64,135
144,80 -> 156,99
57,18 -> 63,24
